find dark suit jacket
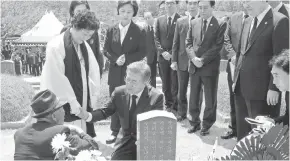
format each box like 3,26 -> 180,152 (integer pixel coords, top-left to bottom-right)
186,16 -> 227,76
154,13 -> 181,61
144,24 -> 157,64
172,16 -> 192,71
60,25 -> 104,76
89,85 -> 163,135
233,9 -> 289,100
103,22 -> 146,86
278,3 -> 289,18
224,12 -> 245,74
14,121 -> 97,160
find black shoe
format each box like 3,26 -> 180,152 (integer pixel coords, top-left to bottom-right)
221,129 -> 236,139
106,135 -> 117,144
200,127 -> 210,136
187,124 -> 201,133
177,115 -> 186,122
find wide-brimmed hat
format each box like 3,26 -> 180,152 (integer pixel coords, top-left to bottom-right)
31,89 -> 66,118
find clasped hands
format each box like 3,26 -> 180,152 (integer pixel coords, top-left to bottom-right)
161,51 -> 172,61
116,54 -> 126,66
191,57 -> 204,68
76,108 -> 90,121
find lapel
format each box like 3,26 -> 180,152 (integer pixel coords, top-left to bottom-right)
121,91 -> 130,127
245,9 -> 273,54
240,16 -> 253,55
122,21 -> 135,48
170,13 -> 180,33
112,24 -> 122,51
201,16 -> 218,45
135,86 -> 150,114
236,13 -> 244,38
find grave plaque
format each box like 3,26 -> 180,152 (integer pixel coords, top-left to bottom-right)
1,60 -> 15,75
137,110 -> 177,160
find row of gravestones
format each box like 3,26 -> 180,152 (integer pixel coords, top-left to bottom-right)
137,110 -> 177,160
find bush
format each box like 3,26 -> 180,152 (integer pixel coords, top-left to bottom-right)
1,74 -> 34,122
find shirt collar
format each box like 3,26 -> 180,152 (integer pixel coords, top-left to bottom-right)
133,87 -> 145,98
257,5 -> 271,23
274,2 -> 283,11
119,21 -> 131,30
167,13 -> 176,20
203,16 -> 212,23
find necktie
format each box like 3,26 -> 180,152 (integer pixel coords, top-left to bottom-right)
248,17 -> 258,45
202,19 -> 207,41
244,14 -> 249,19
167,17 -> 172,37
129,95 -> 138,128
191,16 -> 195,20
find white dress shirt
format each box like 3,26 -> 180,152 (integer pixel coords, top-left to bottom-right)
167,13 -> 176,25
119,21 -> 131,45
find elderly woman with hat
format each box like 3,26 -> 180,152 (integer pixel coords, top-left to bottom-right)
14,90 -> 98,160
103,0 -> 146,144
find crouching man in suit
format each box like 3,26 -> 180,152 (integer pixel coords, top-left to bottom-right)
81,60 -> 164,160
14,90 -> 99,160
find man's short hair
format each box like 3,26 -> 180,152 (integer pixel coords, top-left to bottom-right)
71,10 -> 100,31
127,60 -> 151,83
270,49 -> 289,74
144,11 -> 153,17
198,0 -> 215,7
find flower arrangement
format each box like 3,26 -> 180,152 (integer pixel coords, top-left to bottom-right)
51,133 -> 106,161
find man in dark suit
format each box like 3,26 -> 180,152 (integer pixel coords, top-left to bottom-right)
155,0 -> 180,112
233,1 -> 289,140
185,0 -> 227,136
81,61 -> 164,160
222,10 -> 249,139
172,0 -> 203,122
144,12 -> 157,87
14,90 -> 98,160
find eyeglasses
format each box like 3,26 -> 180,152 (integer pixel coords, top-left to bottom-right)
124,76 -> 138,86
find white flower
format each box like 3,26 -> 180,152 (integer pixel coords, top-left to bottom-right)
51,133 -> 71,154
91,150 -> 102,157
75,150 -> 92,161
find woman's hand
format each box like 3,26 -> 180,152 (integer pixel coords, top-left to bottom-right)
116,54 -> 125,66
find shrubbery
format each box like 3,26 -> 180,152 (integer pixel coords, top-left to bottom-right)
1,74 -> 34,122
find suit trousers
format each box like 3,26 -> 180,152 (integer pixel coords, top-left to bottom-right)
234,81 -> 281,141
148,61 -> 157,88
111,135 -> 136,160
226,62 -> 236,132
109,85 -> 121,136
158,57 -> 178,110
189,74 -> 218,129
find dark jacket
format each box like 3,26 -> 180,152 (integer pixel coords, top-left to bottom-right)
103,22 -> 146,87
186,16 -> 227,76
233,9 -> 289,100
14,121 -> 97,160
144,24 -> 157,64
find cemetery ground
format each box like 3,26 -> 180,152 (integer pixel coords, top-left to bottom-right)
1,71 -> 286,160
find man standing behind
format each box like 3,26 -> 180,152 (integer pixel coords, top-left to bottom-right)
155,0 -> 180,112
172,0 -> 202,122
222,9 -> 249,139
144,12 -> 157,87
233,1 -> 289,140
186,0 -> 226,136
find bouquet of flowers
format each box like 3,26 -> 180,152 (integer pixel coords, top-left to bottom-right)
51,133 -> 106,161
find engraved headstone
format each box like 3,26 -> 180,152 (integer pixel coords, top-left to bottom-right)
137,110 -> 177,160
1,60 -> 15,75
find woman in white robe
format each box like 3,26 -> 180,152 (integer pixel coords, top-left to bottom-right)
40,10 -> 101,137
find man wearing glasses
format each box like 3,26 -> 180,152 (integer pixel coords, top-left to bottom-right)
155,0 -> 180,113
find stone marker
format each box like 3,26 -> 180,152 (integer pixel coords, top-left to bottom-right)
1,60 -> 15,75
137,110 -> 177,160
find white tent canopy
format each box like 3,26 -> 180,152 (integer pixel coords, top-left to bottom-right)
16,11 -> 64,43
